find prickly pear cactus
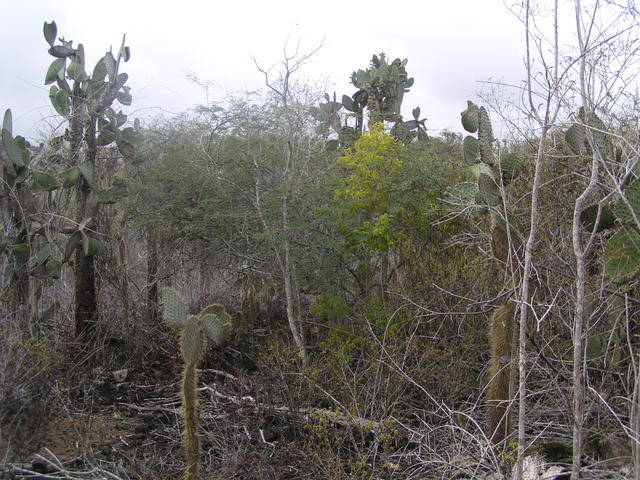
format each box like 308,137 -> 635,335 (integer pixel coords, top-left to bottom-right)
160,288 -> 234,480
455,101 -> 525,446
604,229 -> 640,284
614,179 -> 640,226
603,179 -> 640,283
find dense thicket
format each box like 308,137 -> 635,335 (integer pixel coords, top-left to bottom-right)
1,3 -> 640,479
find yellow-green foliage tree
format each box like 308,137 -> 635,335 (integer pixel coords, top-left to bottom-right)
336,122 -> 405,253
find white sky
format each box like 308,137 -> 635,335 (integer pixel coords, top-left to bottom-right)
1,0 -> 529,141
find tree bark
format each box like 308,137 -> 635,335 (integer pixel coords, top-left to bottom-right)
146,234 -> 160,324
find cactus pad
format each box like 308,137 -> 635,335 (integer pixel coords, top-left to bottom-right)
181,315 -> 205,364
201,313 -> 232,345
604,228 -> 640,283
162,287 -> 187,328
580,204 -> 616,233
499,152 -> 523,184
614,179 -> 640,227
461,101 -> 479,133
478,107 -> 494,165
463,135 -> 479,164
478,173 -> 501,207
565,123 -> 586,155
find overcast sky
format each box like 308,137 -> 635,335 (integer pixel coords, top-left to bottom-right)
1,0 -> 528,141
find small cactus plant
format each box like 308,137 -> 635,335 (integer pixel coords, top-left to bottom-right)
162,287 -> 232,480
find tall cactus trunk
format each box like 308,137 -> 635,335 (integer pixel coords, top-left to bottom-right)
182,361 -> 201,480
73,113 -> 99,339
488,301 -> 516,445
8,183 -> 30,324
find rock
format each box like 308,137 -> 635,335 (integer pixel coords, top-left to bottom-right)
112,369 -> 128,382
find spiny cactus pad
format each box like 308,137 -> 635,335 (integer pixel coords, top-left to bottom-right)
604,228 -> 640,283
461,101 -> 479,133
499,152 -> 523,184
162,287 -> 187,328
447,181 -> 479,206
478,173 -> 501,207
181,316 -> 205,364
565,123 -> 586,155
580,204 -> 616,233
614,179 -> 640,227
478,107 -> 494,165
463,135 -> 479,164
200,313 -> 232,345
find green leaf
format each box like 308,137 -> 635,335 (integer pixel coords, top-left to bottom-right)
103,52 -> 117,81
45,58 -> 65,85
115,73 -> 128,90
75,44 -> 85,68
67,61 -> 88,81
115,111 -> 127,127
97,179 -> 127,204
48,45 -> 75,58
342,95 -> 354,112
120,126 -> 142,144
120,45 -> 131,62
81,230 -> 90,256
604,228 -> 640,283
78,163 -> 96,189
3,109 -> 12,135
97,127 -> 117,146
325,139 -> 339,151
43,21 -> 57,47
11,243 -> 29,254
46,259 -> 62,279
63,231 -> 82,263
116,89 -> 132,106
2,129 -> 25,167
62,166 -> 81,187
87,238 -> 106,256
92,58 -> 108,82
34,245 -> 51,267
116,140 -> 135,158
50,88 -> 70,117
32,171 -> 60,191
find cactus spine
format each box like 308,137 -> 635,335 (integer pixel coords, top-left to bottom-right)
162,287 -> 232,480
